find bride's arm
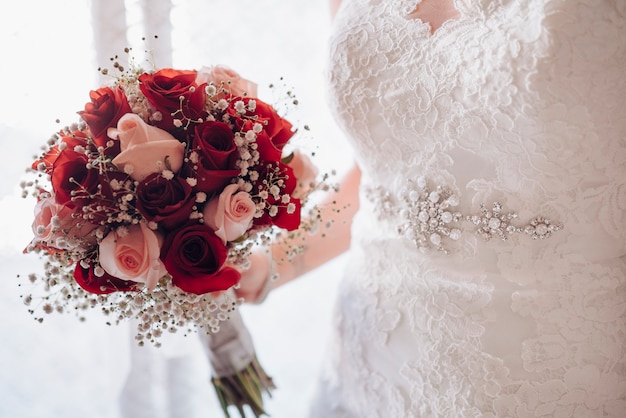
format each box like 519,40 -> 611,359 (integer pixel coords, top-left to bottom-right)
235,0 -> 353,302
330,0 -> 342,19
236,164 -> 361,302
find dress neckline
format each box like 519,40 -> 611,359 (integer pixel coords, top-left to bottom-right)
406,0 -> 461,35
399,0 -> 475,42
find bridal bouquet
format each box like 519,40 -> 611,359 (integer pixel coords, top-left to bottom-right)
21,59 -> 327,417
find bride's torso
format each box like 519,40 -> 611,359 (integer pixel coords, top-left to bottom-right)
328,0 -> 625,262
319,1 -> 626,416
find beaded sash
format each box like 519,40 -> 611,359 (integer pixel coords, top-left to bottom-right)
365,177 -> 563,254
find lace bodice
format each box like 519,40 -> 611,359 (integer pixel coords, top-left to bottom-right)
328,0 -> 626,256
312,0 -> 626,416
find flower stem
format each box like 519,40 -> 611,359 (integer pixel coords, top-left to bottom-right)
211,356 -> 275,418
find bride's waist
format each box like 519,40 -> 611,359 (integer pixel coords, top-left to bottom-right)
356,178 -> 623,264
351,210 -> 500,276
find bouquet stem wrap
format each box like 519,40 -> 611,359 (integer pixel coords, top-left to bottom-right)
199,291 -> 275,417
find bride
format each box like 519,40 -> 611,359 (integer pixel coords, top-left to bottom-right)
238,0 -> 626,416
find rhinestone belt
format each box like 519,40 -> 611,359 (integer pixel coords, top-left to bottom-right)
365,177 -> 563,254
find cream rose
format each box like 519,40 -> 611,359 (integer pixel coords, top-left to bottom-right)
31,196 -> 99,251
98,222 -> 167,290
108,113 -> 185,181
196,65 -> 258,98
287,150 -> 319,199
203,184 -> 255,244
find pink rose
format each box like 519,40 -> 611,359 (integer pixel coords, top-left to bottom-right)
286,150 -> 319,199
108,113 -> 185,181
203,184 -> 256,244
98,222 -> 167,290
196,65 -> 257,98
30,196 -> 99,251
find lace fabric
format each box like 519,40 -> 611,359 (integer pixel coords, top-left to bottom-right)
312,0 -> 626,416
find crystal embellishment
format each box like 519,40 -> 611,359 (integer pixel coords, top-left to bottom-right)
366,177 -> 563,253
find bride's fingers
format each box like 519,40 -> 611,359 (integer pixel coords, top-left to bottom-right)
229,251 -> 271,303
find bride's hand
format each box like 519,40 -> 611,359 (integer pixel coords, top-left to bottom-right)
233,250 -> 273,303
230,163 -> 361,303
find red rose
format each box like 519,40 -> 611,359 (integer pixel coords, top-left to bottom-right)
74,261 -> 138,294
51,148 -> 101,208
188,121 -> 240,194
88,170 -> 135,223
228,98 -> 295,156
78,86 -> 131,155
139,68 -> 206,131
253,162 -> 301,230
253,127 -> 283,164
33,130 -> 89,174
135,173 -> 197,231
248,98 -> 295,149
160,222 -> 240,294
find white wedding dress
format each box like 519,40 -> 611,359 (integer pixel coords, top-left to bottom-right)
311,0 -> 626,416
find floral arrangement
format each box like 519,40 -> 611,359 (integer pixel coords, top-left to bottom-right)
20,56 -> 329,417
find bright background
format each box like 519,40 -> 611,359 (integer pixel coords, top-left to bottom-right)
0,1 -> 351,417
